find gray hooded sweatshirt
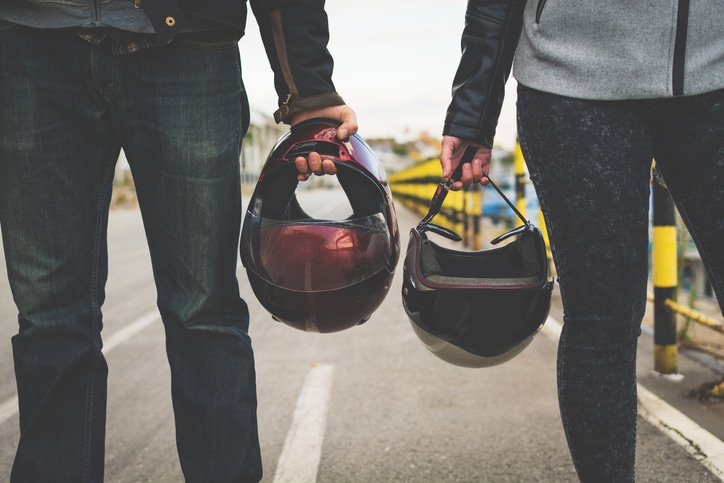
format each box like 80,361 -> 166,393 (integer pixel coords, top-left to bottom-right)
514,0 -> 724,100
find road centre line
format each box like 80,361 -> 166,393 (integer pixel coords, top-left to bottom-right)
273,363 -> 335,483
0,310 -> 160,427
542,316 -> 724,481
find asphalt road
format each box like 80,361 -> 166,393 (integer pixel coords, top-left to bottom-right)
0,187 -> 722,482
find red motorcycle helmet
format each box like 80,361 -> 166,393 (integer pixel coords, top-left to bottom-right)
241,118 -> 400,333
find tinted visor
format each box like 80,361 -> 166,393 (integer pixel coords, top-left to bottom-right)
245,213 -> 393,292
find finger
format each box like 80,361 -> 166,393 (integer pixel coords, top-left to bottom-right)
460,162 -> 474,188
295,156 -> 309,175
295,155 -> 311,181
336,106 -> 358,140
470,156 -> 483,183
440,136 -> 461,179
440,150 -> 453,179
321,159 -> 337,175
307,151 -> 323,175
448,154 -> 469,191
479,161 -> 491,186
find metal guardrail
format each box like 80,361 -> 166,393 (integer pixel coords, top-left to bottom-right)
645,292 -> 724,335
665,299 -> 724,334
388,157 -> 483,249
388,155 -> 550,254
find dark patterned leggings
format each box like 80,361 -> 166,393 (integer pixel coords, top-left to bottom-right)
517,84 -> 724,482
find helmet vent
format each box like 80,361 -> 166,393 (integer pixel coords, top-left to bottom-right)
286,141 -> 341,160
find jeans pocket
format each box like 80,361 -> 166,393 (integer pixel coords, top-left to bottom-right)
173,29 -> 240,50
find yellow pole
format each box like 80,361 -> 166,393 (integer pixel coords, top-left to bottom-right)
538,208 -> 555,276
472,184 -> 482,250
455,189 -> 465,239
513,141 -> 527,222
652,169 -> 678,374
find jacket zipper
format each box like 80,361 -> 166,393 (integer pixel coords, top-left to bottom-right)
534,0 -> 547,24
672,0 -> 689,96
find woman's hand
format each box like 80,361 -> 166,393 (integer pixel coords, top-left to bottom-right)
440,135 -> 491,190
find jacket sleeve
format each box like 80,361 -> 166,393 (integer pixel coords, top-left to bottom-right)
443,0 -> 525,147
250,0 -> 345,124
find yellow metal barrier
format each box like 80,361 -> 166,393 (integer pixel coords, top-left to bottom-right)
665,299 -> 724,334
388,150 -> 545,254
388,157 -> 470,237
646,293 -> 724,335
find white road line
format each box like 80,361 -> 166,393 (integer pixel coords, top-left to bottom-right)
542,316 -> 724,481
102,310 -> 160,353
638,387 -> 724,480
0,396 -> 18,428
0,310 -> 160,427
273,363 -> 335,483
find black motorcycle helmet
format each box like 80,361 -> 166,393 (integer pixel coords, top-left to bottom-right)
241,118 -> 400,333
402,147 -> 553,368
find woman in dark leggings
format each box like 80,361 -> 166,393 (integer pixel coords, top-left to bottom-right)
440,1 -> 724,481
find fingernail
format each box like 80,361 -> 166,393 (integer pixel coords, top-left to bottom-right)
338,129 -> 348,139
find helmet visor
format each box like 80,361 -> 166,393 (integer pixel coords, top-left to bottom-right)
245,213 -> 393,292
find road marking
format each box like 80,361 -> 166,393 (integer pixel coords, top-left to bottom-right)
542,316 -> 724,481
0,396 -> 18,428
0,310 -> 160,427
273,363 -> 335,483
638,387 -> 724,480
102,310 -> 160,353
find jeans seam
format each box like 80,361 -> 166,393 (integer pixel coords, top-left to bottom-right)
517,111 -> 566,304
81,147 -> 116,482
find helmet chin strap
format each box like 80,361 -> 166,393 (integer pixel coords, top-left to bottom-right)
417,145 -> 529,236
416,145 -> 477,228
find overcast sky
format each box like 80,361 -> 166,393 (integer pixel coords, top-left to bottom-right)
238,0 -> 518,150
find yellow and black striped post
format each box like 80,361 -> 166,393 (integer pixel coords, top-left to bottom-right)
652,171 -> 678,374
471,184 -> 483,250
514,141 -> 527,221
538,208 -> 555,276
463,187 -> 471,247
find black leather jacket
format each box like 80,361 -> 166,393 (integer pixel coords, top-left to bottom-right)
443,0 -> 526,148
145,0 -> 343,124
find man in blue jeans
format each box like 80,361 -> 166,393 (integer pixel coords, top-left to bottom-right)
0,1 -> 355,481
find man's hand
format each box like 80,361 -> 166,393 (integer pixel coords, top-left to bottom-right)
440,135 -> 492,190
290,105 -> 358,181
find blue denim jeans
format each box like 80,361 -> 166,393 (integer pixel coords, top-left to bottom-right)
0,26 -> 261,482
517,84 -> 724,482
